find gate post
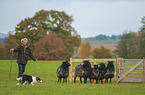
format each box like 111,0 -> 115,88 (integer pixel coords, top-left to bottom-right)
69,58 -> 73,83
94,59 -> 97,65
116,57 -> 119,83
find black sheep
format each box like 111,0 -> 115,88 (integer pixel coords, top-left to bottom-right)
90,65 -> 99,84
105,61 -> 115,84
74,60 -> 92,83
57,61 -> 70,83
98,63 -> 106,84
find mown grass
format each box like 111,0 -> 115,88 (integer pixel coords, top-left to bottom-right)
0,60 -> 145,95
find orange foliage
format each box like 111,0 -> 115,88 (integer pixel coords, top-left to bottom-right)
33,32 -> 67,60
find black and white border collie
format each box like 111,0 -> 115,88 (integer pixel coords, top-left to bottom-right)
17,74 -> 42,85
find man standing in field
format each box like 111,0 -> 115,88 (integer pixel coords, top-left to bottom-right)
10,38 -> 37,78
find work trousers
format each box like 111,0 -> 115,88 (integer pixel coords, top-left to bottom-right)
18,64 -> 26,77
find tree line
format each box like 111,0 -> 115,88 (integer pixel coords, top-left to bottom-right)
82,34 -> 121,42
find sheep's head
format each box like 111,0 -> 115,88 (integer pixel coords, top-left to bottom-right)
62,60 -> 70,66
83,60 -> 91,67
93,65 -> 98,70
107,61 -> 114,71
107,61 -> 114,68
99,63 -> 105,70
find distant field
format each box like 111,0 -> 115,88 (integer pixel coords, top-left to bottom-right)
80,39 -> 120,52
82,39 -> 120,44
91,44 -> 117,52
1,60 -> 145,95
74,44 -> 117,54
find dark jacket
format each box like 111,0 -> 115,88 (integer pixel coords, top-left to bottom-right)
14,44 -> 36,64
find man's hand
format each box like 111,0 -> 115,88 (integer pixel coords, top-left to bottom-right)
10,48 -> 14,52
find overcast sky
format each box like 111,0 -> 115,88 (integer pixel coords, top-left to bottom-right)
0,0 -> 145,37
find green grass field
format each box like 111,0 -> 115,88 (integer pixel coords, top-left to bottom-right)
1,60 -> 145,95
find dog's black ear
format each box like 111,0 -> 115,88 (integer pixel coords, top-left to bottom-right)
36,77 -> 40,81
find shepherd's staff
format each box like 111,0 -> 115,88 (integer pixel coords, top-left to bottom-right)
34,61 -> 36,76
9,50 -> 13,81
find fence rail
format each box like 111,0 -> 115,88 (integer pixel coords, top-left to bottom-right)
118,59 -> 142,63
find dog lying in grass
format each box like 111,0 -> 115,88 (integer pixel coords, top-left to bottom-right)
17,74 -> 42,85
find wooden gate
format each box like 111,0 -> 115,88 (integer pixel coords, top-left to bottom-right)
117,58 -> 145,83
69,58 -> 117,83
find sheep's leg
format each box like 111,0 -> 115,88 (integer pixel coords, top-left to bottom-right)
60,78 -> 61,83
105,78 -> 108,83
74,76 -> 76,83
57,79 -> 59,83
90,78 -> 92,83
80,77 -> 82,83
84,77 -> 87,83
96,78 -> 98,84
110,78 -> 111,84
93,79 -> 94,83
101,79 -> 103,84
63,78 -> 67,83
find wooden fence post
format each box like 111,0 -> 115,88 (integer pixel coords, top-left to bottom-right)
69,58 -> 73,83
120,59 -> 123,74
116,57 -> 119,83
118,58 -> 123,74
94,59 -> 96,65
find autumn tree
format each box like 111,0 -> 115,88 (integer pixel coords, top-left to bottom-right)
92,45 -> 111,58
33,32 -> 67,60
79,41 -> 92,58
7,9 -> 81,59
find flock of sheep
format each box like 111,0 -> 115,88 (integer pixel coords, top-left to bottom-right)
57,60 -> 115,84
